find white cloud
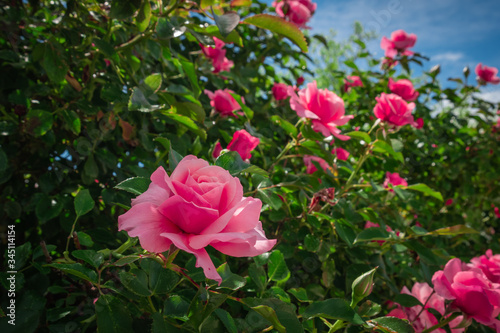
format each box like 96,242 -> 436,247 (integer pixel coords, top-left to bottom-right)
475,89 -> 500,104
432,52 -> 464,62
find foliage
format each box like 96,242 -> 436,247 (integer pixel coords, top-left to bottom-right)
0,1 -> 499,332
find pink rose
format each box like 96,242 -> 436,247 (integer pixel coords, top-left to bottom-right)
373,93 -> 415,127
332,147 -> 350,161
272,82 -> 290,100
383,172 -> 408,191
200,37 -> 234,73
388,78 -> 419,101
381,29 -> 417,58
273,0 -> 316,29
475,63 -> 500,85
303,155 -> 330,174
387,282 -> 464,333
495,207 -> 500,218
297,76 -> 305,86
445,198 -> 454,206
204,89 -> 242,117
212,142 -> 223,159
344,76 -> 363,92
412,117 -> 424,129
118,156 -> 277,284
289,81 -> 353,140
469,250 -> 500,283
226,129 -> 260,160
432,258 -> 500,327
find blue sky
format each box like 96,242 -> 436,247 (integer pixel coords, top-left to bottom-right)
262,0 -> 500,102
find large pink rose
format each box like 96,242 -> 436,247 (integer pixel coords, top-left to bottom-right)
200,37 -> 234,73
118,156 -> 277,284
475,63 -> 500,85
381,29 -> 417,58
272,82 -> 290,100
272,0 -> 316,28
469,250 -> 500,283
303,155 -> 330,174
289,81 -> 353,140
373,93 -> 415,127
432,258 -> 500,327
344,75 -> 363,92
387,282 -> 464,333
204,89 -> 242,117
388,78 -> 419,102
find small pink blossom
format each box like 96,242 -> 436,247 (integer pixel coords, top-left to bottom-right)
495,207 -> 500,218
475,63 -> 500,85
373,93 -> 415,127
118,156 -> 277,284
388,78 -> 419,101
387,282 -> 464,333
272,82 -> 290,100
212,142 -> 223,159
303,155 -> 330,174
200,37 -> 234,73
226,130 -> 260,160
273,0 -> 317,29
445,199 -> 453,206
381,29 -> 417,58
204,89 -> 242,117
344,75 -> 363,92
412,117 -> 424,129
383,172 -> 408,191
469,250 -> 500,284
297,76 -> 305,86
332,147 -> 350,161
289,81 -> 353,140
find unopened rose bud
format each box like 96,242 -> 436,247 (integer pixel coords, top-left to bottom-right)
351,267 -> 377,306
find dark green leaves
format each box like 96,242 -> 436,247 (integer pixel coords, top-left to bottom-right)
369,317 -> 415,333
215,151 -> 268,177
405,184 -> 443,201
136,0 -> 151,32
25,110 -> 53,137
267,250 -> 290,282
40,39 -> 68,83
303,299 -> 364,324
109,0 -> 142,19
74,189 -> 94,217
243,14 -> 308,52
115,177 -> 151,195
95,295 -> 134,333
46,263 -> 98,283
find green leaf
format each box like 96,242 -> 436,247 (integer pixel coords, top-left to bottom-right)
119,268 -> 151,297
335,222 -> 356,247
26,109 -> 53,137
74,189 -> 95,217
405,184 -> 443,201
257,189 -> 283,210
93,38 -> 119,63
95,294 -> 134,333
288,288 -> 311,302
394,294 -> 423,308
169,147 -> 184,171
373,140 -> 404,162
173,102 -> 205,123
41,40 -> 68,83
136,0 -> 151,32
141,259 -> 180,294
109,0 -> 141,19
216,263 -> 246,290
163,295 -> 190,320
215,151 -> 251,176
354,227 -> 391,244
61,110 -> 81,134
303,299 -> 364,324
214,309 -> 238,333
369,317 -> 415,333
14,242 -> 32,270
180,58 -> 201,98
162,109 -> 207,140
151,312 -> 182,333
141,73 -> 162,95
157,17 -> 187,39
72,250 -> 104,269
346,131 -> 371,143
250,305 -> 286,333
115,177 -> 151,195
243,14 -> 308,52
77,231 -> 94,247
46,263 -> 98,283
267,250 -> 290,282
271,115 -> 298,137
114,255 -> 141,266
427,224 -> 479,236
36,194 -> 63,223
249,263 -> 266,292
213,10 -> 240,37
